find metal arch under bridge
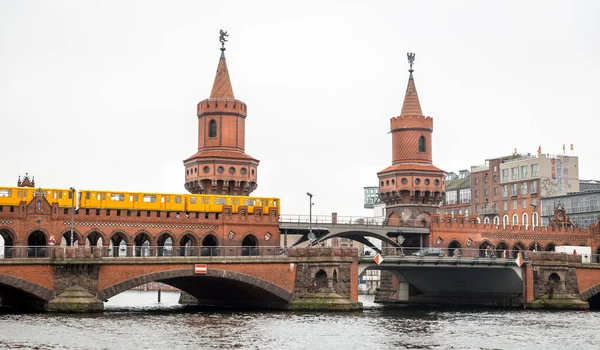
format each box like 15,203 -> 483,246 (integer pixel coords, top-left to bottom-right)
279,215 -> 430,252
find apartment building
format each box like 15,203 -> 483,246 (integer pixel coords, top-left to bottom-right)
471,153 -> 579,228
441,170 -> 471,218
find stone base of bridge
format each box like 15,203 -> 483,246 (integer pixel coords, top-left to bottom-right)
288,292 -> 362,311
47,285 -> 104,313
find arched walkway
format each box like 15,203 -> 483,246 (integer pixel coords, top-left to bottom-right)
27,230 -> 47,258
0,227 -> 16,258
133,232 -> 152,257
242,234 -> 258,256
545,243 -> 556,252
156,232 -> 174,257
179,233 -> 198,256
496,241 -> 510,258
448,240 -> 461,257
109,232 -> 129,257
202,234 -> 219,256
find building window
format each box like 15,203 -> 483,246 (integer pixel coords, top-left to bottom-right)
503,201 -> 508,210
502,185 -> 508,197
521,182 -> 528,195
493,174 -> 497,182
484,189 -> 488,196
415,178 -> 421,185
512,214 -> 518,225
531,164 -> 539,177
475,190 -> 479,197
513,200 -> 517,209
502,169 -> 509,182
402,178 -> 408,184
522,199 -> 527,208
475,205 -> 478,213
511,167 -> 519,180
484,174 -> 488,183
209,120 -> 217,138
459,188 -> 470,203
418,136 -> 426,152
531,180 -> 538,194
493,188 -> 498,196
475,178 -> 479,185
511,184 -> 517,196
521,166 -> 528,179
503,215 -> 509,228
532,212 -> 538,227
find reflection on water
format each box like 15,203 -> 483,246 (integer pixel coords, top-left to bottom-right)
0,291 -> 599,350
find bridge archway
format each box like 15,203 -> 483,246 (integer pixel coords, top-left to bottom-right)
133,231 -> 152,257
109,231 -> 128,257
179,232 -> 198,256
315,269 -> 328,289
0,227 -> 16,258
27,230 -> 48,258
59,228 -> 82,246
496,241 -> 510,257
157,231 -> 174,257
513,242 -> 526,252
0,274 -> 54,309
448,240 -> 461,257
545,243 -> 556,252
96,268 -> 293,309
201,233 -> 219,256
242,234 -> 258,256
83,229 -> 105,247
580,284 -> 600,310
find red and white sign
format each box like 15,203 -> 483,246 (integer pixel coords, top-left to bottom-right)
194,264 -> 208,274
515,252 -> 523,267
373,253 -> 384,265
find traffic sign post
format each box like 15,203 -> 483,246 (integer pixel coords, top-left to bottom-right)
373,253 -> 384,265
194,264 -> 207,274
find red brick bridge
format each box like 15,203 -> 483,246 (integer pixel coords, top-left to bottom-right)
0,247 -> 359,312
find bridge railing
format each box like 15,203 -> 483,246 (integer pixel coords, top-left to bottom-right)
363,247 -> 600,264
0,246 -> 286,259
279,214 -> 429,228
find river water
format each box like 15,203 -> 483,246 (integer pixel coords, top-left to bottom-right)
1,291 -> 599,350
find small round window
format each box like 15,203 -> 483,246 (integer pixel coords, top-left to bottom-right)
203,166 -> 210,174
391,179 -> 395,185
434,179 -> 440,186
415,178 -> 421,185
240,168 -> 247,175
401,178 -> 408,185
424,179 -> 430,185
229,167 -> 235,174
386,180 -> 389,186
380,181 -> 384,186
217,166 -> 224,174
251,169 -> 255,176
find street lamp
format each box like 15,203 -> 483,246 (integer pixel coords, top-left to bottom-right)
70,187 -> 76,247
306,192 -> 314,244
530,203 -> 537,251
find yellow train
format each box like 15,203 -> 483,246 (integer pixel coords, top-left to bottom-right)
0,186 -> 280,215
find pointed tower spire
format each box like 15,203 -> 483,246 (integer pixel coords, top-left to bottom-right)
400,52 -> 423,116
210,29 -> 235,99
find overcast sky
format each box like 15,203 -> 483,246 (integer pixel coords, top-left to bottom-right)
1,0 -> 598,218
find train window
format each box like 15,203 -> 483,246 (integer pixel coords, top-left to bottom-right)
175,196 -> 181,203
201,197 -> 205,204
97,194 -> 101,200
86,192 -> 90,200
58,192 -> 63,199
102,193 -> 106,200
111,193 -> 124,201
0,189 -> 10,197
244,199 -> 255,206
190,197 -> 196,204
143,195 -> 156,203
68,191 -> 72,199
17,190 -> 22,197
215,198 -> 226,205
274,200 -> 277,206
24,190 -> 28,197
53,192 -> 57,199
164,196 -> 169,203
133,195 -> 138,201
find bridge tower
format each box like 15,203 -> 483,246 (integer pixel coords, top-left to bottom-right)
377,53 -> 446,229
184,32 -> 259,195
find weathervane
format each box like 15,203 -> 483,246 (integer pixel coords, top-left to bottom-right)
219,29 -> 229,51
407,52 -> 415,72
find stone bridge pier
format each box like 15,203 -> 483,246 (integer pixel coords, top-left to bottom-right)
0,247 -> 361,312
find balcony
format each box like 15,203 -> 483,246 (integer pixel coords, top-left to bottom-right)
478,207 -> 498,215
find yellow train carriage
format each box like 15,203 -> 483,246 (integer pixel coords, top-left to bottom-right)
42,188 -> 76,207
0,187 -> 35,206
79,190 -> 186,212
184,194 -> 210,213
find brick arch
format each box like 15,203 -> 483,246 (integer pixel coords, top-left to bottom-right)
580,284 -> 600,301
26,228 -> 49,244
201,231 -> 221,246
96,268 -> 293,303
108,230 -> 130,245
132,230 -> 154,245
82,229 -> 107,246
156,231 -> 175,246
241,232 -> 258,245
179,231 -> 199,246
0,226 -> 17,244
59,227 -> 84,244
0,274 -> 54,301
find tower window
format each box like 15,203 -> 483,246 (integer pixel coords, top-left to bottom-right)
418,136 -> 426,152
209,119 -> 217,138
